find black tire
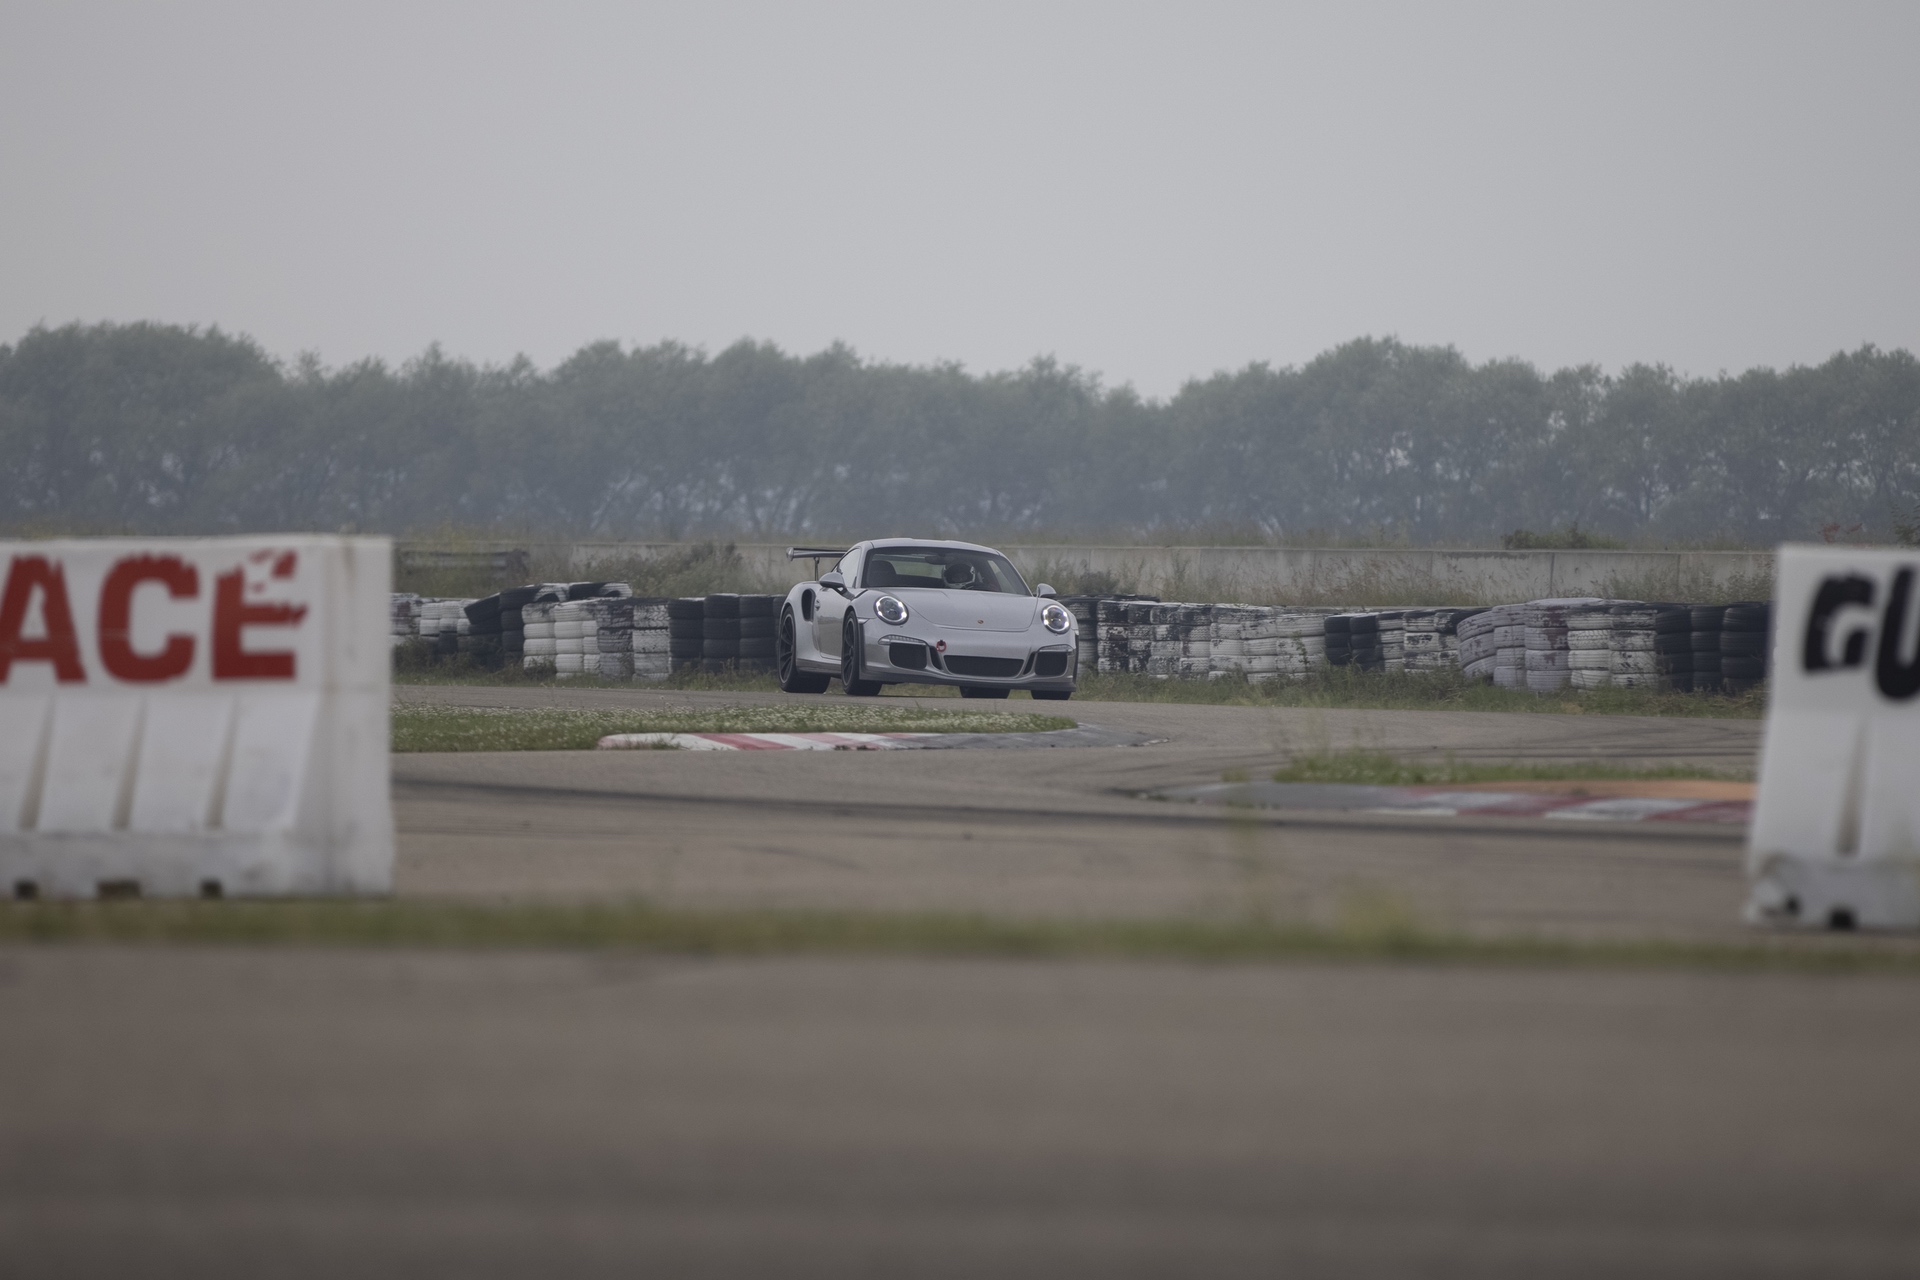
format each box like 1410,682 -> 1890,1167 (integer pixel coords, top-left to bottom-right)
959,686 -> 1011,699
1032,689 -> 1072,701
1720,632 -> 1766,657
778,608 -> 832,693
841,617 -> 883,696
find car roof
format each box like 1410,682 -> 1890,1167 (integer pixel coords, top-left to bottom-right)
860,538 -> 1007,556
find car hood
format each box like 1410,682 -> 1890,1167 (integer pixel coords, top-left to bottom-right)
895,590 -> 1038,633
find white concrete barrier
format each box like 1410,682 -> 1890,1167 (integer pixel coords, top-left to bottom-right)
0,536 -> 392,898
1748,544 -> 1920,929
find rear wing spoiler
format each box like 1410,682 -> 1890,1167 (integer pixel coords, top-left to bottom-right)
787,546 -> 848,562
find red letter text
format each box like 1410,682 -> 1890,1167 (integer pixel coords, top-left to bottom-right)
98,554 -> 199,682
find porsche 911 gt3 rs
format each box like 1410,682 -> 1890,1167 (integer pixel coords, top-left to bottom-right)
776,539 -> 1075,699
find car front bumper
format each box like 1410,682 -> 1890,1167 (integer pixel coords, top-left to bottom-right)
861,628 -> 1077,690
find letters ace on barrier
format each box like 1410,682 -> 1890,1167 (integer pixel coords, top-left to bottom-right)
1750,543 -> 1920,929
0,537 -> 391,898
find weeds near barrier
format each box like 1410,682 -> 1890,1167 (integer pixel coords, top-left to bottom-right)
1068,668 -> 1768,718
393,539 -> 787,599
1599,562 -> 1776,607
0,900 -> 1914,974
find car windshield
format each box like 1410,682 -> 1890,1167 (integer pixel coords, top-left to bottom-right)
864,546 -> 1030,595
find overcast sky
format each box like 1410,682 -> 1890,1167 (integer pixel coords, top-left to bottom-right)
2,1 -> 1914,396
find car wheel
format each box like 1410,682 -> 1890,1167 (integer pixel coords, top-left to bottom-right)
1031,690 -> 1072,700
778,607 -> 832,693
841,616 -> 883,696
958,686 -> 1010,699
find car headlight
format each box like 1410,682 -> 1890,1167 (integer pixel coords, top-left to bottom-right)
874,595 -> 909,625
1041,602 -> 1072,633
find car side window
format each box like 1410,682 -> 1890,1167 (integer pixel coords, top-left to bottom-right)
840,547 -> 864,589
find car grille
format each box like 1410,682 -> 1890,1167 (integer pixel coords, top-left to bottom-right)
1033,651 -> 1070,678
943,655 -> 1024,678
888,642 -> 928,670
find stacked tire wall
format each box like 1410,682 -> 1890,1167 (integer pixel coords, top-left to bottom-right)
395,587 -> 1773,694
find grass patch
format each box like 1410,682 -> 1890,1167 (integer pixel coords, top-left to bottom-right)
1070,667 -> 1767,718
0,900 -> 1911,974
1272,748 -> 1746,787
392,704 -> 1074,751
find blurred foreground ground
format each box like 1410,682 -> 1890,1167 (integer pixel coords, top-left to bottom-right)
7,688 -> 1916,1279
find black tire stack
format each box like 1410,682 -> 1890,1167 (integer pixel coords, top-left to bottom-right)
461,595 -> 504,668
1325,614 -> 1353,667
1719,601 -> 1771,693
738,595 -> 777,672
1653,606 -> 1693,690
668,598 -> 704,675
1349,614 -> 1383,671
701,594 -> 742,672
1689,604 -> 1727,694
496,585 -> 541,665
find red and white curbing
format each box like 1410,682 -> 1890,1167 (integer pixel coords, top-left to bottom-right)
598,731 -> 940,752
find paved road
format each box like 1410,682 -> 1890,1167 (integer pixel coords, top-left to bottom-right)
395,686 -> 1765,941
4,946 -> 1917,1278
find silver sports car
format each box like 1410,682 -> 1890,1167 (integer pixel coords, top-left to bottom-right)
776,539 -> 1076,699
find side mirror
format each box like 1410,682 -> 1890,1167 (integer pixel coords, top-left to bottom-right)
820,570 -> 847,593
1035,583 -> 1058,598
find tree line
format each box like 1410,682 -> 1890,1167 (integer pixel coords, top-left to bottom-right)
3,320 -> 1916,546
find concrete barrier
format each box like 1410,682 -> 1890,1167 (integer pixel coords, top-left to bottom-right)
1748,544 -> 1920,930
0,536 -> 392,898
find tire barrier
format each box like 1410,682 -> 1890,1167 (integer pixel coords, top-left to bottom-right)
407,584 -> 778,680
396,587 -> 1773,693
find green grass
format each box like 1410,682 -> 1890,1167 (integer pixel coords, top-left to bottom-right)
1271,748 -> 1748,787
0,899 -> 1911,974
392,704 -> 1074,751
1069,667 -> 1767,718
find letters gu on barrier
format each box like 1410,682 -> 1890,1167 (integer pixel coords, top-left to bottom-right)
1750,543 -> 1920,930
0,537 -> 391,899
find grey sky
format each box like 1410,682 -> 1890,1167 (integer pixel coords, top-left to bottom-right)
2,1 -> 1914,396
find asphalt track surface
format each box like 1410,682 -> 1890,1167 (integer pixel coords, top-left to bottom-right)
393,684 -> 1765,941
12,687 -> 1920,1278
